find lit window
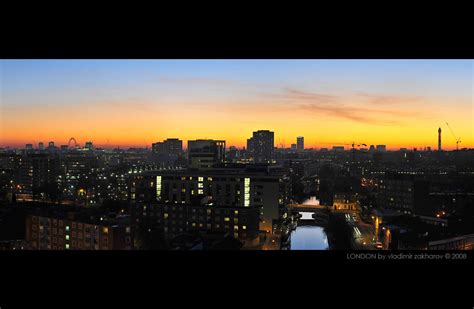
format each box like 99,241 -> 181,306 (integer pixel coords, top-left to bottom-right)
192,223 -> 196,227
65,235 -> 70,241
244,178 -> 250,207
198,183 -> 203,188
242,225 -> 247,230
103,227 -> 109,234
207,177 -> 213,181
126,227 -> 131,233
156,175 -> 162,199
198,177 -> 204,182
65,226 -> 70,232
65,244 -> 70,249
164,213 -> 169,219
224,217 -> 230,222
234,226 -> 239,230
234,210 -> 239,215
198,189 -> 203,194
181,188 -> 186,193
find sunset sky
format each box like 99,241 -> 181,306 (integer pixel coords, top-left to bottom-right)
1,60 -> 472,150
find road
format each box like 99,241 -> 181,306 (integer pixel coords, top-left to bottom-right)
342,211 -> 376,250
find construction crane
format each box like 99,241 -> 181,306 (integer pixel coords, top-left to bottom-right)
320,142 -> 367,149
446,122 -> 461,150
318,141 -> 367,167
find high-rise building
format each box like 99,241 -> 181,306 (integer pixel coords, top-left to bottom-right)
59,152 -> 99,198
438,127 -> 442,151
247,130 -> 274,163
38,142 -> 44,151
152,138 -> 183,156
188,139 -> 225,169
25,144 -> 33,152
18,153 -> 60,199
85,141 -> 93,151
297,136 -> 304,152
290,144 -> 297,151
376,145 -> 387,152
47,141 -> 56,153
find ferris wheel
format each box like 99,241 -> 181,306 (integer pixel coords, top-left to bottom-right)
68,137 -> 78,149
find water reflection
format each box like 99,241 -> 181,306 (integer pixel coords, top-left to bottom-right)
290,225 -> 329,250
290,197 -> 329,250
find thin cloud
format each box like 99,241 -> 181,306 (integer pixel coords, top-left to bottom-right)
298,103 -> 405,126
264,87 -> 426,126
356,91 -> 423,105
264,87 -> 339,104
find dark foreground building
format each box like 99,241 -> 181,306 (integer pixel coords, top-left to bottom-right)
131,196 -> 261,246
129,164 -> 290,246
25,212 -> 133,250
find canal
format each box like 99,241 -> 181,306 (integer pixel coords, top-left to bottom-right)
290,197 -> 329,250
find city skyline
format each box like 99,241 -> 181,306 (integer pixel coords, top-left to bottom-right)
1,60 -> 472,150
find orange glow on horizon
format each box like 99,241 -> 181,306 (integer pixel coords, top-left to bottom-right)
1,94 -> 472,150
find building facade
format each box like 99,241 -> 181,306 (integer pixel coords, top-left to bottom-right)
25,214 -> 133,250
152,138 -> 183,156
297,136 -> 304,152
129,166 -> 290,235
247,130 -> 274,163
17,153 -> 60,199
188,140 -> 225,169
131,200 -> 261,245
333,193 -> 360,211
376,173 -> 430,215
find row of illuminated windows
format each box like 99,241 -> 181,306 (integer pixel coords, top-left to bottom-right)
162,183 -> 242,194
154,216 -> 251,228
160,176 -> 277,183
192,209 -> 240,215
31,233 -> 106,243
188,216 -> 242,223
161,213 -> 247,223
189,222 -> 247,230
32,224 -> 111,235
139,205 -> 248,216
63,244 -> 105,250
142,213 -> 248,222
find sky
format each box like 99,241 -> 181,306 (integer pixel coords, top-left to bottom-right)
0,60 -> 472,150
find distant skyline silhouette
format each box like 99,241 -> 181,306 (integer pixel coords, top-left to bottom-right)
1,60 -> 472,149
